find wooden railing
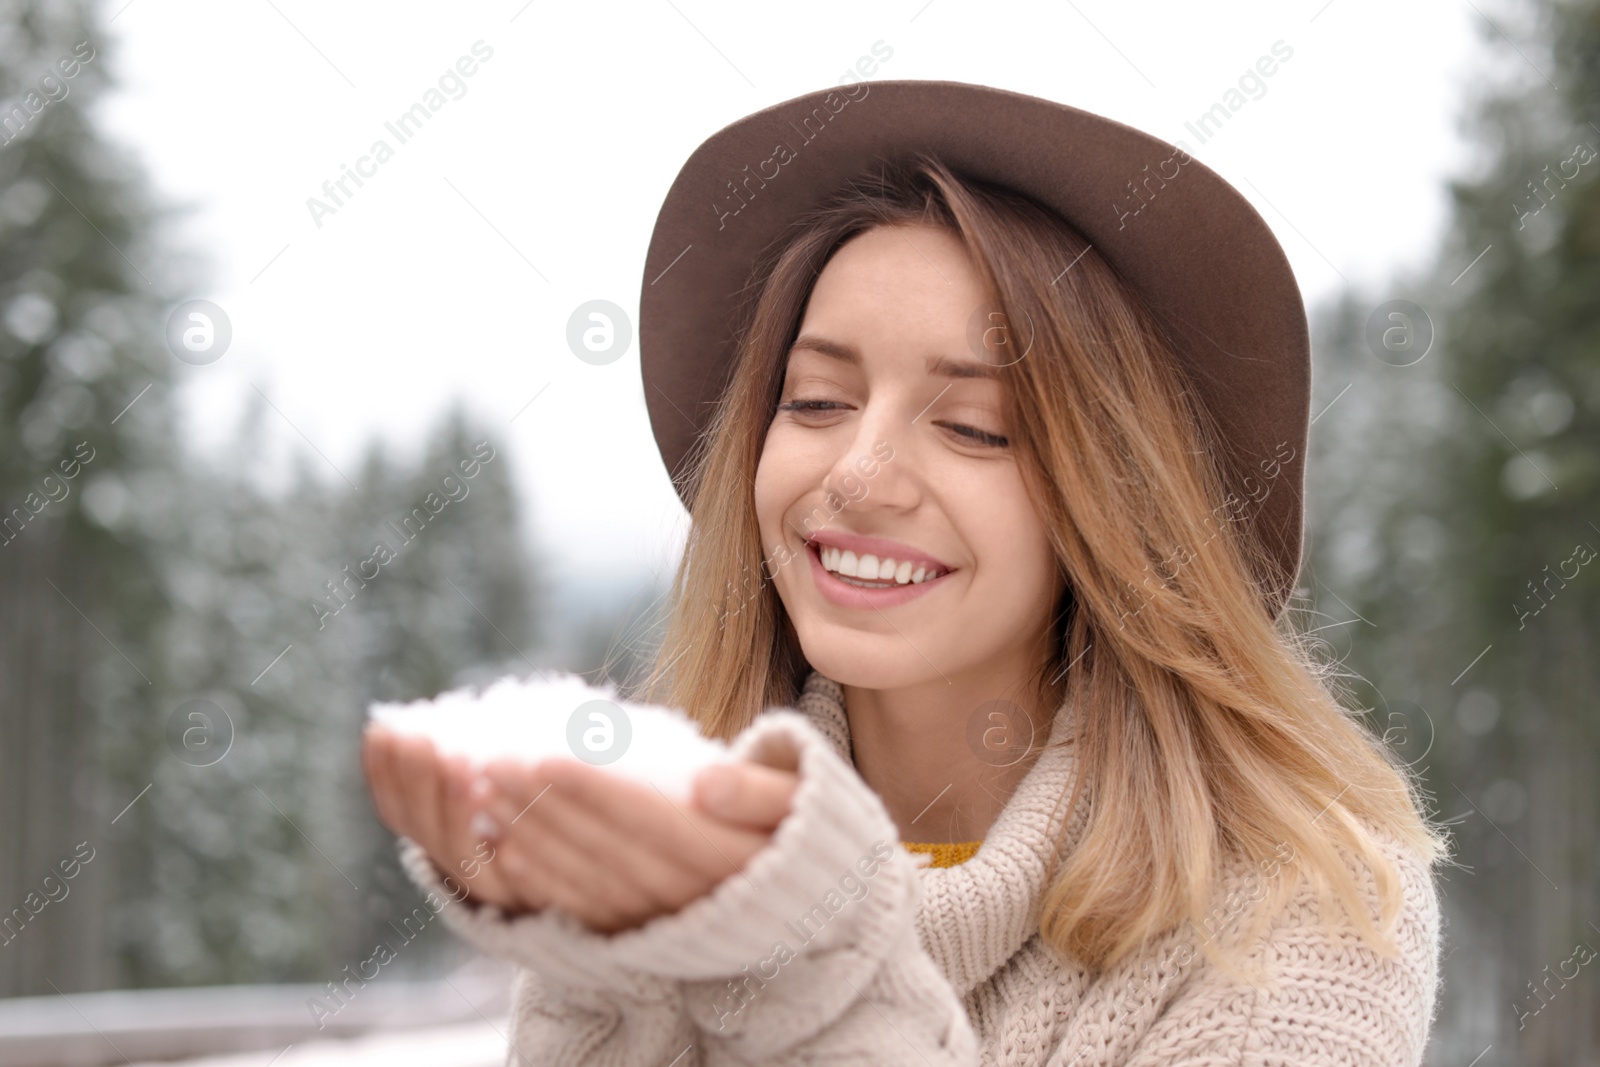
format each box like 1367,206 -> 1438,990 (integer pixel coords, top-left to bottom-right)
0,962 -> 512,1067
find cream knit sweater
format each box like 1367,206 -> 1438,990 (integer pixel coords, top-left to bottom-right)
398,670 -> 1442,1066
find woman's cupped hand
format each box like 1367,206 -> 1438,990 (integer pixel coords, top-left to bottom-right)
360,726 -> 799,933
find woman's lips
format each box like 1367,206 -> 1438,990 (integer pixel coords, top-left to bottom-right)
805,540 -> 953,609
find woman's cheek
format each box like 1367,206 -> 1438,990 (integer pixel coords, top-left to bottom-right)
752,460 -> 786,548
754,435 -> 811,531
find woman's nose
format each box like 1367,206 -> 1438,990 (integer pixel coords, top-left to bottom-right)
821,400 -> 915,511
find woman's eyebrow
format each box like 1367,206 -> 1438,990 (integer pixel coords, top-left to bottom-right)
789,333 -> 1000,380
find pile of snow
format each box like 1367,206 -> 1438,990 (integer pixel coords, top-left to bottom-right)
367,671 -> 729,799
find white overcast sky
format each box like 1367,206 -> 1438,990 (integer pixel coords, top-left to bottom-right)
94,0 -> 1492,589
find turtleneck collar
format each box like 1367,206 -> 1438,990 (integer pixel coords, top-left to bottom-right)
792,669 -> 1089,997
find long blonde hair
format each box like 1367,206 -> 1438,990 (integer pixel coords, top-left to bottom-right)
630,154 -> 1448,974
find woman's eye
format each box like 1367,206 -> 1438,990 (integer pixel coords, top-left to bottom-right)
938,421 -> 1009,449
777,400 -> 1008,448
776,398 -> 844,415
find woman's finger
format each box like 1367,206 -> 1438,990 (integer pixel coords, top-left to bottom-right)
432,754 -> 520,910
484,829 -> 604,923
509,769 -> 710,917
465,774 -> 553,912
483,759 -> 777,930
392,734 -> 448,856
360,726 -> 410,838
488,759 -> 748,890
366,734 -> 489,906
693,760 -> 798,832
478,758 -> 643,923
516,788 -> 676,929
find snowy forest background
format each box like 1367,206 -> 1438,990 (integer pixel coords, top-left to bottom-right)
2,0 -> 1598,1063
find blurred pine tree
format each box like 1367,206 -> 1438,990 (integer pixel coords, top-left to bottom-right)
0,0 -> 187,995
0,1 -> 544,995
1302,0 -> 1599,1061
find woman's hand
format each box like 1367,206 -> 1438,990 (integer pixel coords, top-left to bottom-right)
361,724 -> 799,933
362,726 -> 526,911
474,752 -> 798,933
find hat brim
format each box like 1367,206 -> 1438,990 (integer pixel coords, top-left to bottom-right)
639,78 -> 1309,620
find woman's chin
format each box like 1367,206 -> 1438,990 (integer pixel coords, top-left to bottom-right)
797,627 -> 952,692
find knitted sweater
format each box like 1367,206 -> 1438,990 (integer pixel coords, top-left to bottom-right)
397,670 -> 1442,1066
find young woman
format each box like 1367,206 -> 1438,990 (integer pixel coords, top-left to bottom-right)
363,81 -> 1448,1065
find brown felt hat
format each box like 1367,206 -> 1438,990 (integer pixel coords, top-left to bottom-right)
639,79 -> 1310,622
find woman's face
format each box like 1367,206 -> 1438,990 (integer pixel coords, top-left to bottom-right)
754,222 -> 1063,693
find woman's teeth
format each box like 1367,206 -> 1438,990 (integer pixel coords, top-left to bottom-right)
817,545 -> 944,586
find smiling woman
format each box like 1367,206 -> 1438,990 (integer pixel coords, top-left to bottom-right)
370,80 -> 1449,1067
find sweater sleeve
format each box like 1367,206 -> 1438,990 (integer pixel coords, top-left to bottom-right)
398,707 -> 980,1066
652,709 -> 981,1065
